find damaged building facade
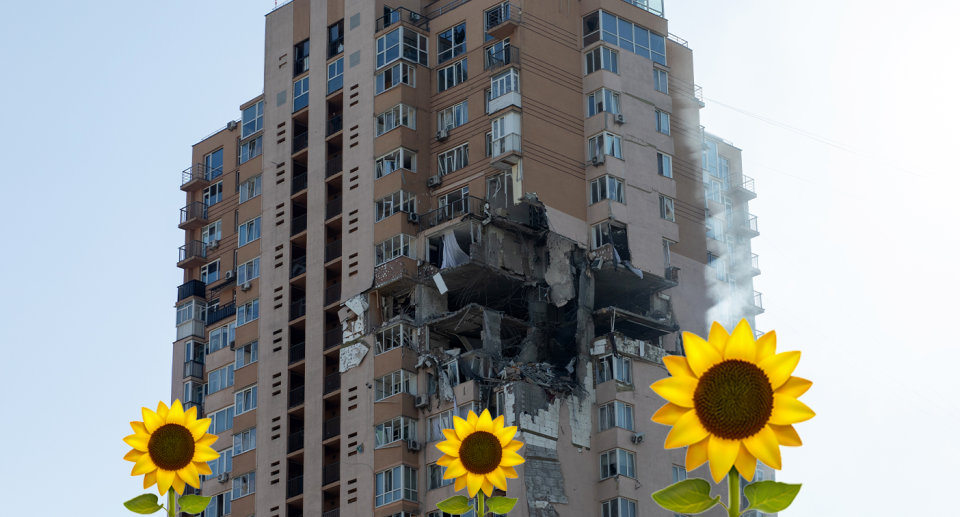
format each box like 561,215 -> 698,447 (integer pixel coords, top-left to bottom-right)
169,1 -> 770,517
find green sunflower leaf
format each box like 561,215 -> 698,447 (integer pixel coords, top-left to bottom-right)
177,495 -> 212,514
743,481 -> 802,513
651,478 -> 721,514
123,494 -> 163,514
486,497 -> 518,514
437,495 -> 473,515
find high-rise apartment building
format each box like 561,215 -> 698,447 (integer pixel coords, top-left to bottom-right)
172,1 -> 769,517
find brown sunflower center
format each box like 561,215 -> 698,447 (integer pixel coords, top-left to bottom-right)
693,359 -> 773,441
147,424 -> 195,471
458,431 -> 503,475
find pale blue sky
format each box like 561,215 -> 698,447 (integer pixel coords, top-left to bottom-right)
1,0 -> 957,514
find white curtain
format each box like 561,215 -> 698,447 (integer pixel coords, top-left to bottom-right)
441,232 -> 470,269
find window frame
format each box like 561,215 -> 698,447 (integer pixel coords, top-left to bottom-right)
377,27 -> 428,70
374,370 -> 417,401
438,58 -> 468,92
596,353 -> 632,384
238,216 -> 261,247
375,416 -> 418,448
589,175 -> 625,205
239,135 -> 262,164
293,76 -> 309,112
601,497 -> 638,517
210,405 -> 235,434
375,190 -> 417,222
239,175 -> 261,203
584,10 -> 666,65
376,147 -> 417,179
588,132 -> 623,160
375,323 -> 418,354
655,109 -> 671,135
659,195 -> 675,222
234,385 -> 257,415
375,234 -> 417,266
200,259 -> 220,284
600,448 -> 637,479
376,62 -> 416,95
437,22 -> 467,64
233,427 -> 257,456
235,341 -> 258,369
489,68 -> 519,100
428,463 -> 455,490
598,400 -> 635,431
207,363 -> 235,394
654,68 -> 668,94
237,257 -> 260,284
657,152 -> 673,178
438,100 -> 469,131
376,104 -> 417,137
328,57 -> 344,94
237,299 -> 259,327
587,88 -> 621,117
437,143 -> 469,176
375,465 -> 418,507
203,181 -> 223,206
585,45 -> 619,75
232,471 -> 256,500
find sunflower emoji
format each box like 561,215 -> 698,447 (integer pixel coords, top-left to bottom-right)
651,319 -> 814,483
123,400 -> 218,495
435,409 -> 525,497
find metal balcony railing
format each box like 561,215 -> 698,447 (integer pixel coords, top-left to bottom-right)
418,195 -> 486,232
294,56 -> 309,76
326,197 -> 342,219
664,266 -> 681,283
750,253 -> 759,269
290,255 -> 307,278
325,283 -> 341,305
621,0 -> 664,17
324,417 -> 341,440
291,214 -> 308,236
668,33 -> 690,48
731,212 -> 759,233
183,360 -> 204,379
290,298 -> 306,321
292,132 -> 308,153
325,239 -> 342,262
324,328 -> 342,350
729,173 -> 756,194
287,475 -> 304,498
323,461 -> 340,485
323,509 -> 340,517
289,341 -> 305,364
289,386 -> 305,409
178,241 -> 207,263
375,7 -> 429,31
324,372 -> 341,394
288,429 -> 305,453
328,36 -> 344,58
751,291 -> 763,309
291,172 -> 308,196
180,201 -> 208,224
694,85 -> 704,104
177,279 -> 206,301
483,45 -> 520,71
326,114 -> 343,136
484,3 -> 520,31
326,155 -> 343,177
181,163 -> 219,185
206,301 -> 236,326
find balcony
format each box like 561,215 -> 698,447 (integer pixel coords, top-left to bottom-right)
183,400 -> 202,414
324,328 -> 342,350
294,55 -> 309,76
292,132 -> 308,154
290,298 -> 306,321
289,386 -> 305,409
328,36 -> 344,58
291,214 -> 308,237
326,197 -> 342,219
490,133 -> 522,170
177,241 -> 207,269
375,7 -> 429,32
727,173 -> 757,201
181,163 -> 220,191
732,253 -> 761,277
290,255 -> 307,278
622,0 -> 664,17
207,301 -> 236,326
325,239 -> 342,263
178,202 -> 209,230
325,283 -> 341,306
324,372 -> 341,394
289,341 -> 306,364
326,155 -> 343,177
326,114 -> 343,136
291,172 -> 308,196
750,291 -> 764,311
483,45 -> 520,72
418,195 -> 486,232
323,510 -> 340,517
729,212 -> 759,238
487,78 -> 521,114
484,3 -> 521,40
183,360 -> 204,380
287,475 -> 304,499
322,461 -> 340,486
177,279 -> 206,301
288,429 -> 305,453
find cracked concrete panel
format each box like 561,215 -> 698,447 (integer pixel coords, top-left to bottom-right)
482,309 -> 502,353
567,369 -> 596,449
544,233 -> 576,306
523,444 -> 568,517
339,343 -> 369,373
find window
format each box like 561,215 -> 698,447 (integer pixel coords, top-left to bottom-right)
706,216 -> 724,241
207,364 -> 234,394
597,354 -> 632,384
654,69 -> 668,93
377,104 -> 417,136
376,148 -> 417,178
438,22 -> 466,64
598,401 -> 634,431
375,465 -> 418,506
376,324 -> 418,354
484,37 -> 510,67
672,465 -> 687,483
237,257 -> 260,284
659,195 -> 675,222
293,76 -> 309,112
238,217 -> 261,246
294,38 -> 310,74
208,322 -> 235,353
239,135 -> 262,164
489,68 -> 518,100
438,144 -> 469,176
203,182 -> 223,206
485,132 -> 493,157
663,238 -> 673,267
584,10 -> 666,65
442,359 -> 460,386
377,28 -> 428,69
600,449 -> 636,479
205,448 -> 232,481
204,149 -> 224,179
233,428 -> 256,456
235,385 -> 257,415
657,152 -> 673,178
202,221 -> 221,244
235,341 -> 258,368
438,186 -> 469,219
587,88 -> 620,117
239,175 -> 261,203
585,46 -> 619,75
438,59 -> 467,92
590,221 -> 624,250
210,406 -> 234,434
204,492 -> 231,517
601,498 -> 638,517
376,416 -> 418,447
376,190 -> 416,222
429,463 -> 455,489
376,62 -> 415,94
241,101 -> 264,138
588,132 -> 622,160
328,57 -> 344,94
490,391 -> 506,419
428,410 -> 453,442
655,110 -> 670,135
328,19 -> 344,56
374,370 -> 417,401
201,259 -> 220,284
438,100 -> 468,131
237,299 -> 259,326
375,234 -> 416,266
590,176 -> 624,204
232,471 -> 255,499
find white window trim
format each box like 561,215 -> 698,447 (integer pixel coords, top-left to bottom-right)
589,175 -> 625,205
234,385 -> 257,415
656,109 -> 671,135
233,427 -> 257,456
438,100 -> 469,131
376,62 -> 416,95
437,22 -> 467,64
237,257 -> 260,284
375,234 -> 417,266
438,58 -> 468,93
657,152 -> 673,178
375,465 -> 418,507
374,370 -> 417,401
232,471 -> 256,499
376,147 -> 417,179
437,143 -> 469,176
375,323 -> 418,354
375,416 -> 418,448
376,103 -> 417,137
236,299 -> 259,327
376,190 -> 417,222
238,217 -> 261,247
600,448 -> 637,479
235,341 -> 258,369
587,88 -> 620,117
239,175 -> 262,203
588,132 -> 622,160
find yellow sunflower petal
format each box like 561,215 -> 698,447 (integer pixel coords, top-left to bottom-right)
743,425 -> 782,470
192,446 -> 220,462
124,449 -> 145,462
436,440 -> 461,457
455,474 -> 468,492
492,415 -> 506,433
776,376 -> 813,398
664,410 -> 710,449
503,440 -> 524,454
186,418 -> 212,441
156,401 -> 170,421
142,407 -> 165,434
467,411 -> 479,428
130,421 -> 149,436
486,467 -> 508,491
707,435 -> 740,484
734,444 -> 758,482
500,451 -> 525,467
443,460 -> 468,479
708,321 -> 730,355
476,410 -> 494,433
171,474 -> 186,496
496,426 -> 518,447
156,469 -> 175,496
650,376 -> 698,408
663,356 -> 697,379
123,434 -> 150,452
769,424 -> 803,447
131,453 -> 158,476
196,434 -> 218,447
724,319 -> 756,362
685,438 -> 709,471
481,479 -> 495,497
770,394 -> 816,426
166,400 -> 185,426
757,351 -> 801,391
194,461 -> 213,476
683,332 -> 723,377
652,403 -> 691,426
184,405 -> 198,424
453,416 -> 474,441
442,428 -> 462,445
502,466 -> 519,479
143,470 -> 157,490
467,472 -> 485,497
178,462 -> 201,489
755,330 -> 777,363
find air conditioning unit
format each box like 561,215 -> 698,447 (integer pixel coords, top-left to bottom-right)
615,114 -> 625,124
227,120 -> 238,131
591,155 -> 605,166
241,282 -> 252,292
436,128 -> 449,142
217,472 -> 230,483
407,440 -> 421,452
207,240 -> 219,250
224,270 -> 233,279
631,432 -> 646,444
407,212 -> 420,224
415,394 -> 429,408
427,175 -> 442,188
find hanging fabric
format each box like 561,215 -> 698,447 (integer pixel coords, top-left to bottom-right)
441,232 -> 470,269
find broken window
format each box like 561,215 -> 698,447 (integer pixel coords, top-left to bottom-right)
662,238 -> 673,267
486,172 -> 514,211
374,370 -> 417,401
598,401 -> 634,431
375,234 -> 416,266
428,463 -> 455,490
376,324 -> 417,354
376,416 -> 417,447
429,409 -> 454,442
600,448 -> 636,479
597,354 -> 632,385
589,175 -> 625,204
588,132 -> 623,160
659,195 -> 675,222
375,190 -> 416,222
489,391 -> 506,419
442,359 -> 460,387
438,186 -> 469,223
590,221 -> 630,260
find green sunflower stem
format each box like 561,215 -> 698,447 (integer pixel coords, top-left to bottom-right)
167,490 -> 176,517
477,491 -> 485,516
727,468 -> 740,517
